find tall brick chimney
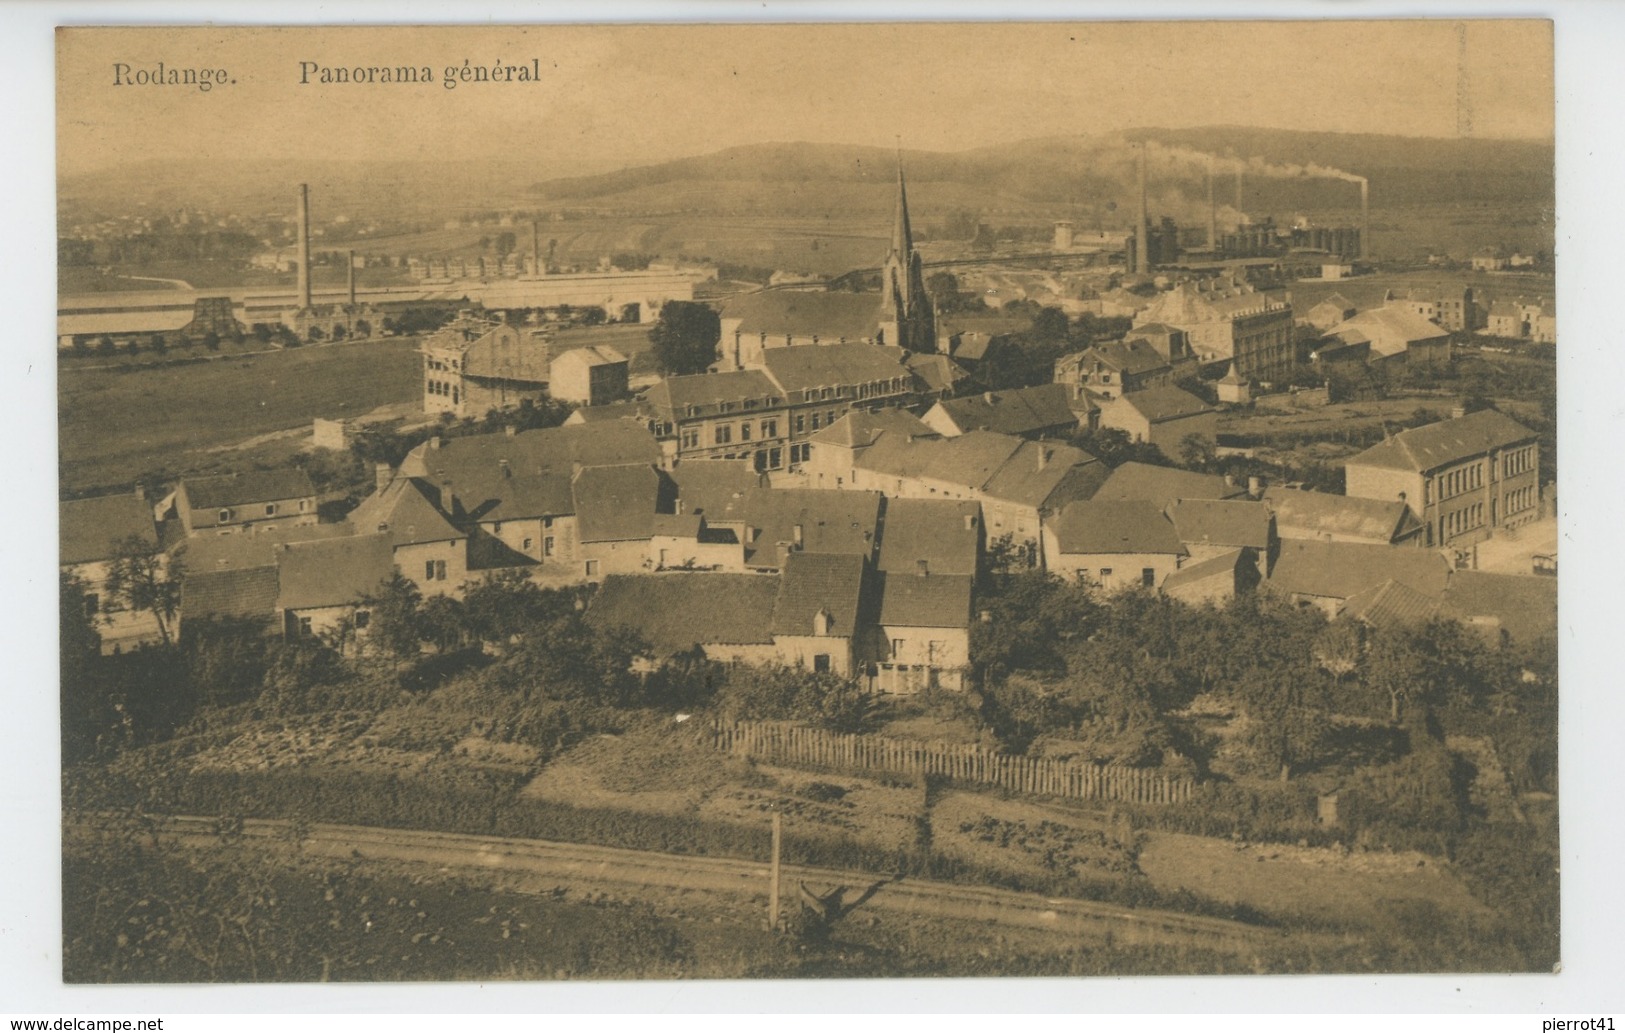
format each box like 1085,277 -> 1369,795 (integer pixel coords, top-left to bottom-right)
347,249 -> 357,307
296,183 -> 312,310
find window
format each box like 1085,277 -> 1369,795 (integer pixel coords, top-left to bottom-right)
425,560 -> 447,581
681,429 -> 700,449
219,509 -> 232,523
813,654 -> 831,673
1142,568 -> 1156,587
794,414 -> 806,434
740,422 -> 752,442
584,560 -> 599,577
714,425 -> 732,445
810,413 -> 821,431
523,537 -> 533,552
299,500 -> 309,513
298,616 -> 313,637
543,536 -> 555,557
891,638 -> 904,659
762,419 -> 778,438
83,593 -> 99,616
265,503 -> 278,517
1100,567 -> 1113,579
354,610 -> 371,630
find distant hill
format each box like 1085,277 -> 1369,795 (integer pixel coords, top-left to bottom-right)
527,129 -> 1554,220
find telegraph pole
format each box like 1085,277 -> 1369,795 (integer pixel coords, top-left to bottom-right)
768,810 -> 782,930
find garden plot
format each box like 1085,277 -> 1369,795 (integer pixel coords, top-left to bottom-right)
186,714 -> 434,776
929,791 -> 1142,885
520,723 -> 743,815
696,766 -> 926,855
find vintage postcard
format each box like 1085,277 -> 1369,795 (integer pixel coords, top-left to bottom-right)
54,20 -> 1560,988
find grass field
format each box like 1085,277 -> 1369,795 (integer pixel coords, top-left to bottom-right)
59,336 -> 423,495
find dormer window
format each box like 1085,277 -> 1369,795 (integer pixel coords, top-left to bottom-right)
218,509 -> 232,522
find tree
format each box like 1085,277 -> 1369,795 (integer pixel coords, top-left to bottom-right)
103,535 -> 182,646
71,337 -> 91,358
648,300 -> 721,376
61,569 -> 108,762
96,336 -> 117,357
1178,433 -> 1217,471
361,573 -> 424,662
1031,306 -> 1070,342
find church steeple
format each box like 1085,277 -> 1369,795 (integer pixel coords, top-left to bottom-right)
879,147 -> 936,353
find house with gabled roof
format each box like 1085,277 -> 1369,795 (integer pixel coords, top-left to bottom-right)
1042,499 -> 1188,593
1133,278 -> 1296,382
586,572 -> 782,666
871,497 -> 981,692
420,312 -> 553,419
1262,487 -> 1425,547
61,490 -> 169,653
849,430 -> 1107,566
1097,385 -> 1219,458
1344,409 -> 1540,548
345,475 -> 469,596
1266,538 -> 1451,618
1090,462 -> 1246,510
1162,549 -> 1249,606
176,468 -> 318,536
275,533 -> 396,649
1168,497 -> 1275,580
803,409 -> 939,490
922,384 -> 1081,440
770,551 -> 872,678
1053,338 -> 1174,400
715,487 -> 882,570
1304,292 -> 1359,332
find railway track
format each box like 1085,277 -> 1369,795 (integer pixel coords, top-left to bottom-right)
74,816 -> 1280,953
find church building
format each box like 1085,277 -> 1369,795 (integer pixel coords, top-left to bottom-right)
717,159 -> 937,370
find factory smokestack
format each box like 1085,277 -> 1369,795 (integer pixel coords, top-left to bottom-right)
1234,170 -> 1243,218
296,183 -> 312,311
1359,178 -> 1370,261
1207,156 -> 1218,250
1136,142 -> 1150,275
347,249 -> 356,307
531,219 -> 541,276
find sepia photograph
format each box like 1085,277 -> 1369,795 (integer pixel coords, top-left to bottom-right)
50,16 -> 1567,991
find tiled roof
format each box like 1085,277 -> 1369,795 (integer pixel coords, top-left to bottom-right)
877,498 -> 981,576
572,464 -> 662,543
1048,500 -> 1186,557
669,459 -> 762,518
1439,570 -> 1557,644
1346,409 -> 1537,473
1168,499 -> 1272,550
1161,548 -> 1243,592
183,469 -> 315,509
182,566 -> 280,623
723,291 -> 883,340
906,352 -> 969,395
177,522 -> 352,573
60,493 -> 158,566
854,431 -> 1102,512
721,487 -> 881,566
1087,338 -> 1173,376
645,369 -> 781,419
587,573 -> 779,652
1262,487 -> 1418,544
347,478 -> 464,546
1267,539 -> 1450,602
400,423 -> 659,513
566,399 -> 653,425
552,344 -> 628,369
1341,578 -> 1440,628
807,409 -> 936,449
1118,385 -> 1215,423
1092,462 -> 1243,508
275,534 -> 396,611
931,384 -> 1079,437
474,472 -> 576,523
875,571 -> 973,629
771,552 -> 868,638
758,343 -> 915,396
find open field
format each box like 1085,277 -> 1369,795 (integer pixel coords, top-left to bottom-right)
59,336 -> 423,494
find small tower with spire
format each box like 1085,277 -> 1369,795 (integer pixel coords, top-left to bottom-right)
878,147 -> 937,353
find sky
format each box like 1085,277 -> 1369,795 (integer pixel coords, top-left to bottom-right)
57,20 -> 1553,178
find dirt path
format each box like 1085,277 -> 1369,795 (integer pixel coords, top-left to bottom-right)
105,815 -> 1285,955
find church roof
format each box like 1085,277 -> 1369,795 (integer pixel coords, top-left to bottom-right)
723,291 -> 883,340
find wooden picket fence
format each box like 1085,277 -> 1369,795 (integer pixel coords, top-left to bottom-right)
702,721 -> 1197,805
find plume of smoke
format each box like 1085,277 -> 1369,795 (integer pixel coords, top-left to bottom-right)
1138,139 -> 1366,185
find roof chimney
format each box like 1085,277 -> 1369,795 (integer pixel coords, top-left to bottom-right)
1247,475 -> 1262,499
963,513 -> 975,531
983,391 -> 994,404
505,423 -> 518,437
438,479 -> 454,513
375,462 -> 391,494
916,558 -> 929,577
792,523 -> 804,547
499,458 -> 512,479
1450,403 -> 1467,420
1037,446 -> 1050,471
429,435 -> 442,450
